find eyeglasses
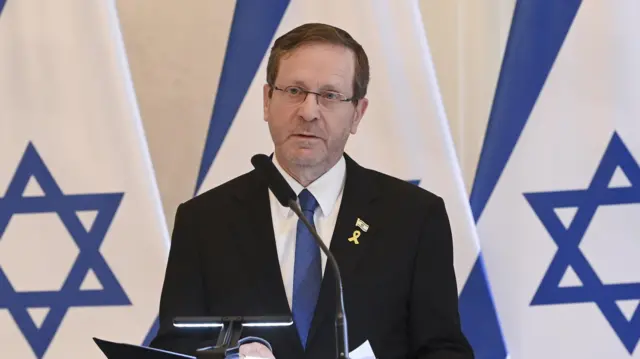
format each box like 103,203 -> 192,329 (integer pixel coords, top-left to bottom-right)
271,85 -> 356,109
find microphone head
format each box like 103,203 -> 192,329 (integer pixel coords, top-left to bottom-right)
251,154 -> 297,207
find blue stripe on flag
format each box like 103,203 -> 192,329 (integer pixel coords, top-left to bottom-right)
141,317 -> 159,347
194,0 -> 291,195
462,1 -> 583,358
0,0 -> 6,16
469,0 -> 583,221
142,0 -> 290,346
459,255 -> 507,359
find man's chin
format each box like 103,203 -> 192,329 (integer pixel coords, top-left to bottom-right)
291,156 -> 322,168
285,149 -> 324,168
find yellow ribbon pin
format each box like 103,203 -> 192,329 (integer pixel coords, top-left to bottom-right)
348,230 -> 361,244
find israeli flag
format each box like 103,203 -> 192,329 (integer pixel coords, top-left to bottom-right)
0,1 -> 169,358
194,1 -> 505,357
473,0 -> 640,357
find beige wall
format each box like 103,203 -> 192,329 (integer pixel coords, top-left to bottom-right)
420,0 -> 515,191
115,0 -> 235,232
115,0 -> 516,233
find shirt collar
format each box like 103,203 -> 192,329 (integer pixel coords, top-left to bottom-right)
271,153 -> 346,218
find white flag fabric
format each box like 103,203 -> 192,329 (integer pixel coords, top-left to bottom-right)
474,0 -> 640,357
0,1 -> 169,358
194,0 -> 502,355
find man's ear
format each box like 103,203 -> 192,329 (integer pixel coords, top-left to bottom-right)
350,98 -> 369,134
263,84 -> 272,122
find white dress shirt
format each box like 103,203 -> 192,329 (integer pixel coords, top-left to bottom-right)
268,154 -> 346,310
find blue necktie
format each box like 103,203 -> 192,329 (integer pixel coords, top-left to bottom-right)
292,189 -> 321,349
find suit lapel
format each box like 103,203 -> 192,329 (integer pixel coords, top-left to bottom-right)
231,172 -> 303,352
307,154 -> 380,348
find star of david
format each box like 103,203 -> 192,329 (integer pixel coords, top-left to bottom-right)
0,143 -> 131,358
524,132 -> 640,354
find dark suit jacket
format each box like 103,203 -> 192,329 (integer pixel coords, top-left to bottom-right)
150,154 -> 474,359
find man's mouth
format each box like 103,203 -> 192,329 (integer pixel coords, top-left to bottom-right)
293,133 -> 319,139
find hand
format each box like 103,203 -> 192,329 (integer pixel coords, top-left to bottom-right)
239,342 -> 275,358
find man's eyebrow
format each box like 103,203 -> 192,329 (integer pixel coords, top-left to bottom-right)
319,84 -> 343,92
288,80 -> 346,92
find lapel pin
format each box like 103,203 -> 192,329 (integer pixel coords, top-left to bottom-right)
356,218 -> 369,232
348,230 -> 361,245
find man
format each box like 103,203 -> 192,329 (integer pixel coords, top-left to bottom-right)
150,23 -> 474,359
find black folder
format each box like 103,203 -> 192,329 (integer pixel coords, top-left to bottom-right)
93,337 -> 195,359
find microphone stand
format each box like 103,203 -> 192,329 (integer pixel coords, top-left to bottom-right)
288,199 -> 349,359
193,317 -> 243,359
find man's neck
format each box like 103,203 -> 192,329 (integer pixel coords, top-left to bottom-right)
275,155 -> 340,187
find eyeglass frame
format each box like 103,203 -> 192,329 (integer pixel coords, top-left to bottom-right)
269,84 -> 359,106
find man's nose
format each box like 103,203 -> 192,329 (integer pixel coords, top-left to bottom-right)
298,92 -> 321,121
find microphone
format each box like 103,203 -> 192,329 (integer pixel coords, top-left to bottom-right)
251,154 -> 349,359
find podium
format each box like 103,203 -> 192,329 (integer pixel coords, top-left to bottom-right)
94,316 -> 293,359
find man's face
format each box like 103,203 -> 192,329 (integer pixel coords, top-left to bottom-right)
263,43 -> 368,169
